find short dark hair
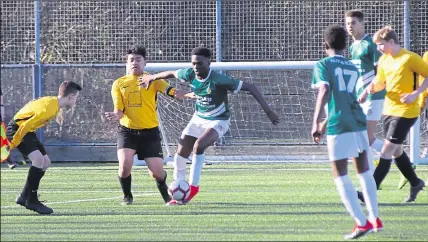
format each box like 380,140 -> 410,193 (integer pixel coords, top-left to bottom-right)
345,10 -> 364,22
191,47 -> 212,59
324,25 -> 347,50
127,45 -> 147,58
58,81 -> 82,97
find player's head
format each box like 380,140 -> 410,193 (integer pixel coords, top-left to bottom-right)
58,81 -> 82,109
126,45 -> 147,76
345,10 -> 365,37
373,26 -> 399,54
191,47 -> 211,78
324,25 -> 347,52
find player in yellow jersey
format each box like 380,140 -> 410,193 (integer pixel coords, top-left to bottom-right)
105,45 -> 193,205
358,27 -> 428,203
6,81 -> 82,214
397,50 -> 428,189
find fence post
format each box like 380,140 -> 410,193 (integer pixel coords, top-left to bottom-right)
215,0 -> 227,145
34,0 -> 44,142
216,0 -> 222,63
404,0 -> 420,164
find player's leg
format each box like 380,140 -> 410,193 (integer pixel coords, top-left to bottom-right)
186,119 -> 229,203
6,157 -> 18,169
20,150 -> 53,214
117,148 -> 136,205
366,100 -> 384,155
384,116 -> 424,202
354,131 -> 382,233
174,136 -> 197,181
372,115 -> 396,190
146,157 -> 171,203
328,132 -> 371,239
388,123 -> 425,203
117,126 -> 137,205
186,128 -> 219,202
13,132 -> 53,214
143,128 -> 171,203
173,116 -> 200,182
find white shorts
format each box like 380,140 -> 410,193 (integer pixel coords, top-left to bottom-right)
360,99 -> 384,121
181,114 -> 230,139
327,131 -> 369,161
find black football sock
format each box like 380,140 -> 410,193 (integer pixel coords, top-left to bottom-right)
26,166 -> 45,203
118,174 -> 132,197
394,152 -> 419,187
373,158 -> 392,189
156,171 -> 171,203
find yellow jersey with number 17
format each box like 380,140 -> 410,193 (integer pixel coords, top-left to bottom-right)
111,73 -> 175,130
375,48 -> 428,118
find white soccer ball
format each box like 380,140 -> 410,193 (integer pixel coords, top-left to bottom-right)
168,180 -> 190,201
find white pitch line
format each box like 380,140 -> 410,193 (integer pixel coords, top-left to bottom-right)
0,193 -> 157,209
0,190 -> 158,194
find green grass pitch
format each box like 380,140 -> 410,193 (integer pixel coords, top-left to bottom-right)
1,163 -> 427,241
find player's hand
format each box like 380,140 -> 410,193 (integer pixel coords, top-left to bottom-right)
266,109 -> 280,125
400,92 -> 418,104
183,92 -> 197,99
311,122 -> 324,144
138,75 -> 155,90
104,111 -> 123,121
367,83 -> 376,94
358,90 -> 368,103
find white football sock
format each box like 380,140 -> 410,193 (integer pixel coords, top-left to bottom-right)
366,148 -> 375,174
173,154 -> 187,181
358,170 -> 379,222
334,175 -> 367,226
189,154 -> 204,186
371,138 -> 384,154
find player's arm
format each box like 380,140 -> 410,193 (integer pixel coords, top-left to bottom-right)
400,54 -> 428,104
105,81 -> 124,121
311,61 -> 330,143
154,79 -> 194,99
312,84 -> 330,143
139,71 -> 179,89
240,82 -> 279,125
9,114 -> 41,150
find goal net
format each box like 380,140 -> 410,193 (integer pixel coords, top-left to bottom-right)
145,62 -> 428,164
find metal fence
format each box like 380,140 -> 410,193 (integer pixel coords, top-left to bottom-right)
1,0 -> 427,160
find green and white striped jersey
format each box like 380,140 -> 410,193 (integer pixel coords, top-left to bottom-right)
349,34 -> 385,100
176,68 -> 243,120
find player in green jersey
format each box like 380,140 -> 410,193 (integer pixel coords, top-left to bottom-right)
346,10 -> 385,163
312,25 -> 382,239
140,47 -> 279,206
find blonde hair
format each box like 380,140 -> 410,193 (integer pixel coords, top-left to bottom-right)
373,26 -> 399,44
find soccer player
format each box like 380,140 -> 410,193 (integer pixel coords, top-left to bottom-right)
397,50 -> 428,189
312,25 -> 382,239
345,10 -> 385,167
139,47 -> 280,206
359,27 -> 427,203
105,45 -> 193,205
7,81 -> 82,214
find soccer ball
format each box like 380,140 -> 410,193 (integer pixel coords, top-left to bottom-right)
168,180 -> 190,201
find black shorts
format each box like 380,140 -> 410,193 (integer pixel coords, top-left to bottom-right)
6,120 -> 47,156
382,115 -> 418,144
117,125 -> 163,160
